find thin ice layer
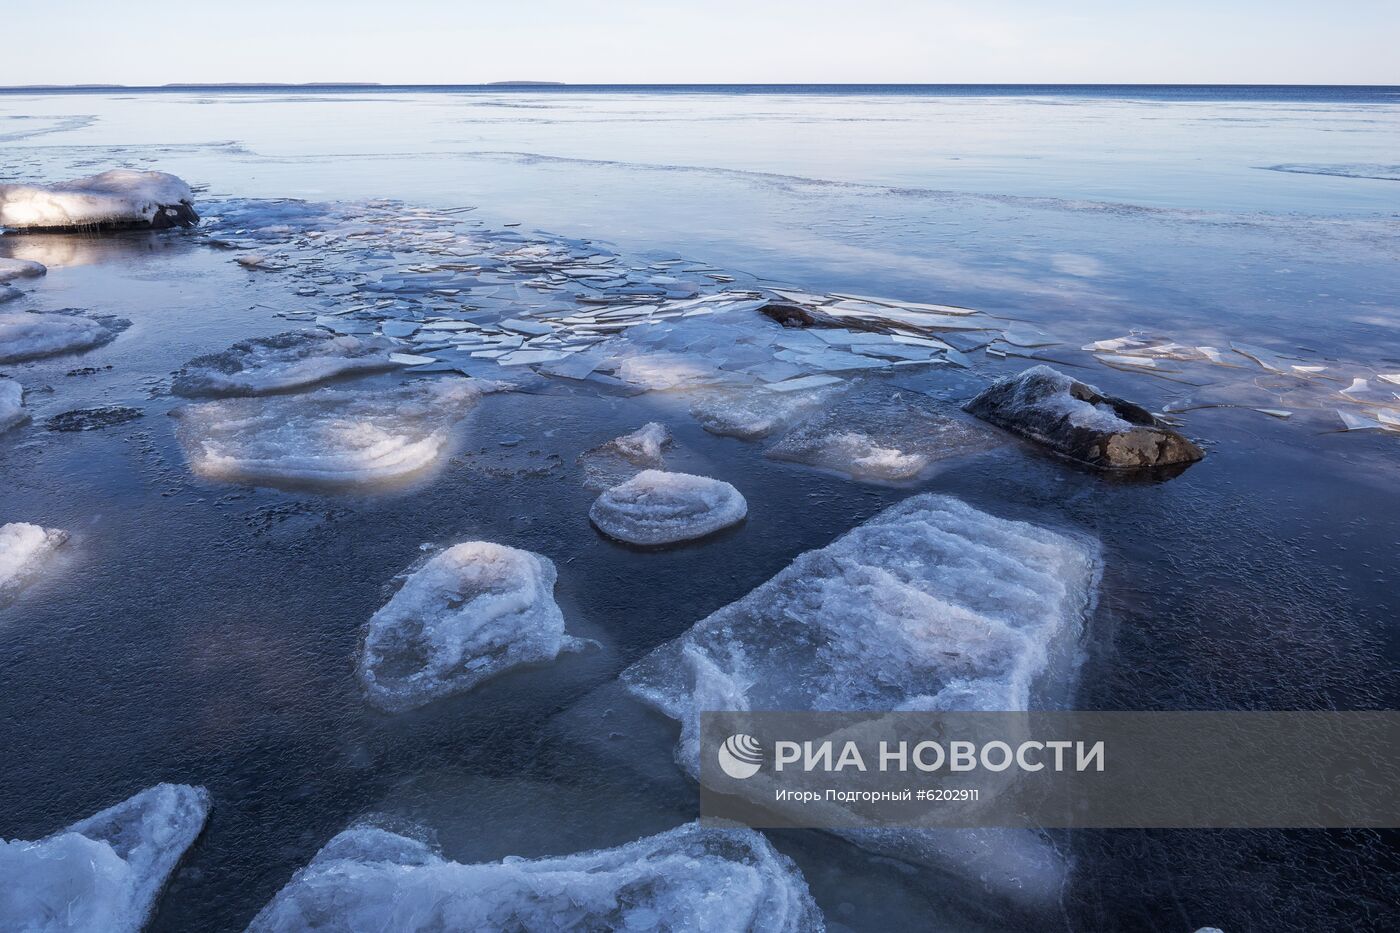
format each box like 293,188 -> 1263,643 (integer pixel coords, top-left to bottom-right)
578,421 -> 671,490
0,522 -> 67,605
246,822 -> 823,933
0,170 -> 197,230
590,470 -> 747,545
689,383 -> 845,440
173,380 -> 484,489
172,330 -> 402,397
0,311 -> 124,363
0,257 -> 46,283
0,378 -> 25,432
359,542 -> 588,711
0,783 -> 210,933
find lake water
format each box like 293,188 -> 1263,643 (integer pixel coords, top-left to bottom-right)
1,86 -> 1398,932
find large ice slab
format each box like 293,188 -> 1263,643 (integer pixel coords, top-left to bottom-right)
173,380 -> 485,489
0,257 -> 45,283
0,311 -> 125,363
172,330 -> 402,397
0,783 -> 209,933
359,542 -> 589,711
0,522 -> 67,605
0,378 -> 26,432
0,170 -> 198,231
590,470 -> 747,545
247,821 -> 823,932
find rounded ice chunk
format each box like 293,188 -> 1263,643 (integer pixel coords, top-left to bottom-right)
0,311 -> 121,363
172,330 -> 403,397
590,470 -> 747,545
0,783 -> 210,933
247,821 -> 823,932
0,257 -> 46,283
0,378 -> 26,432
173,380 -> 484,489
359,542 -> 588,711
0,170 -> 197,231
0,521 -> 67,605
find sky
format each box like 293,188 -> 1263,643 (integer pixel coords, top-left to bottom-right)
3,0 -> 1396,87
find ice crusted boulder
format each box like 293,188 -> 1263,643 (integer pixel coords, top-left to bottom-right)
360,542 -> 589,711
0,783 -> 209,933
964,365 -> 1203,469
622,494 -> 1101,905
247,822 -> 823,932
174,380 -> 485,489
0,378 -> 26,432
0,170 -> 197,231
0,311 -> 125,363
0,257 -> 46,283
172,330 -> 402,397
578,421 -> 671,490
0,522 -> 67,605
590,470 -> 747,545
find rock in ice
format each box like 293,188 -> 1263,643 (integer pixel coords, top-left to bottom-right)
964,365 -> 1203,470
174,380 -> 485,489
359,542 -> 589,711
0,170 -> 198,231
0,378 -> 26,433
0,311 -> 125,363
590,470 -> 747,545
172,330 -> 403,397
578,421 -> 671,490
0,257 -> 46,283
247,821 -> 823,932
0,783 -> 210,933
0,522 -> 67,605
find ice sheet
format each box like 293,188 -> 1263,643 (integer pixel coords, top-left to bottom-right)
172,331 -> 402,397
0,257 -> 46,283
0,311 -> 125,363
590,470 -> 747,545
0,522 -> 67,605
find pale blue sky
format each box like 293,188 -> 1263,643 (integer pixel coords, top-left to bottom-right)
4,1 -> 1396,86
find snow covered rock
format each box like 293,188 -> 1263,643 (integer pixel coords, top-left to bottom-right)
622,494 -> 1100,904
172,330 -> 402,397
0,783 -> 209,933
246,821 -> 823,932
0,522 -> 67,605
964,365 -> 1203,469
173,380 -> 485,489
0,378 -> 26,432
0,257 -> 46,283
359,541 -> 588,711
578,421 -> 671,490
590,470 -> 747,545
0,311 -> 124,363
0,170 -> 197,231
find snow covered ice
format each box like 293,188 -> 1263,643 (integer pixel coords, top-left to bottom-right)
0,311 -> 125,363
172,330 -> 403,397
0,378 -> 26,432
0,522 -> 67,606
0,783 -> 209,933
173,379 -> 486,489
359,541 -> 589,711
622,494 -> 1101,903
0,170 -> 198,231
246,821 -> 823,932
579,421 -> 672,490
590,470 -> 748,545
689,382 -> 845,440
0,257 -> 46,283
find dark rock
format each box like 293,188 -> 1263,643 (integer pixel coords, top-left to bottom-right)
45,406 -> 144,432
758,300 -> 885,334
963,365 -> 1203,470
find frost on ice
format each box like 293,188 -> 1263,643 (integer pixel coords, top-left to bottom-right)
172,330 -> 403,397
622,494 -> 1100,903
247,821 -> 823,933
0,170 -> 198,231
0,783 -> 209,933
590,470 -> 747,545
359,542 -> 589,711
0,522 -> 67,605
579,421 -> 672,490
0,378 -> 26,433
0,311 -> 127,363
174,380 -> 485,489
0,257 -> 46,283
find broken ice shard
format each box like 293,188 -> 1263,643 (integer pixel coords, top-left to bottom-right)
0,522 -> 67,605
246,822 -> 822,932
0,170 -> 198,231
0,311 -> 126,363
0,378 -> 26,432
578,421 -> 672,490
172,331 -> 403,397
0,783 -> 209,933
590,470 -> 747,545
359,542 -> 589,712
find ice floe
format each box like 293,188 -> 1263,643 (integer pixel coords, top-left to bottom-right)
579,421 -> 672,490
0,783 -> 209,933
359,542 -> 588,711
622,494 -> 1100,903
247,822 -> 822,932
172,330 -> 403,397
0,522 -> 67,605
0,378 -> 26,432
0,311 -> 126,363
689,381 -> 847,441
0,257 -> 45,283
173,380 -> 487,489
0,170 -> 198,231
590,470 -> 747,545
